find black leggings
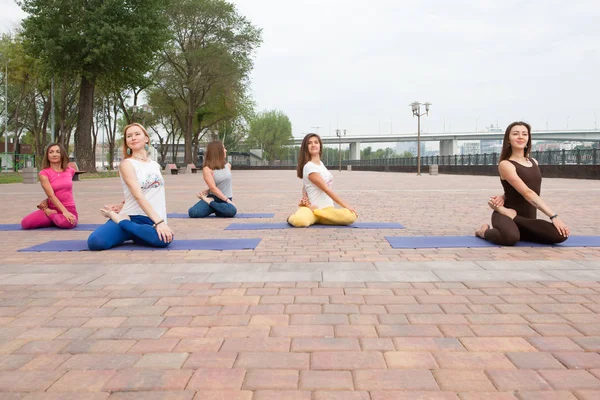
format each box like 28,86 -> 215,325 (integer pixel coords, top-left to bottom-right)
484,212 -> 567,246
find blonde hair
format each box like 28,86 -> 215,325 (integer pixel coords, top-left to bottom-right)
122,123 -> 150,159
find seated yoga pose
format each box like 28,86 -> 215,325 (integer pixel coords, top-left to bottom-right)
288,133 -> 358,227
475,121 -> 569,246
87,123 -> 174,250
21,143 -> 78,229
188,140 -> 237,218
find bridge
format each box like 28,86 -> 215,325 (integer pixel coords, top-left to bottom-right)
292,130 -> 600,159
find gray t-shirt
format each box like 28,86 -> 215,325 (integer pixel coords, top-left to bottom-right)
210,165 -> 233,198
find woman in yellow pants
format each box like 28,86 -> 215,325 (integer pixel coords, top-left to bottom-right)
287,133 -> 358,227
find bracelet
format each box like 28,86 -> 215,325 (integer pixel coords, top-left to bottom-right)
549,214 -> 558,220
152,220 -> 164,228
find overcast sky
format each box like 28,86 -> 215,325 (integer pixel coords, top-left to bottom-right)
2,0 -> 599,139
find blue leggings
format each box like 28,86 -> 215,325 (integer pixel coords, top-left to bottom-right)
87,215 -> 171,251
188,195 -> 237,218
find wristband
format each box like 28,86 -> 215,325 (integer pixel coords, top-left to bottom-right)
153,220 -> 164,228
549,214 -> 558,220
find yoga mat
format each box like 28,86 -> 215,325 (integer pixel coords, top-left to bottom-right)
225,222 -> 405,230
385,235 -> 600,249
0,224 -> 102,231
18,238 -> 261,252
168,213 -> 274,219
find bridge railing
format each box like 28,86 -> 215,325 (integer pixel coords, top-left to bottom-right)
339,148 -> 599,167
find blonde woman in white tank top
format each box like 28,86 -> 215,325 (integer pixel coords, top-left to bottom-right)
87,123 -> 174,250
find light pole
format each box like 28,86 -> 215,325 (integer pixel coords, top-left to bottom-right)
4,58 -> 8,159
410,101 -> 431,176
335,128 -> 346,172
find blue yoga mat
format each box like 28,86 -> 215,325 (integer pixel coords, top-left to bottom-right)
225,222 -> 405,230
0,223 -> 102,231
168,213 -> 274,219
18,238 -> 261,252
385,236 -> 600,249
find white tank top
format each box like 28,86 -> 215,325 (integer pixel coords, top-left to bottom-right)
119,159 -> 167,222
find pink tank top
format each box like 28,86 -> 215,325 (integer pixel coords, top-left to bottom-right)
39,167 -> 77,210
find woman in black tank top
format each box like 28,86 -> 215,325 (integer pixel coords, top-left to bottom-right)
475,121 -> 569,246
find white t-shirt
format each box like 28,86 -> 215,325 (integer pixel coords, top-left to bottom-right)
119,159 -> 167,222
302,161 -> 334,209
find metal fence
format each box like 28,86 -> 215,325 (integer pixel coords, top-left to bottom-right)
0,153 -> 36,171
341,148 -> 599,167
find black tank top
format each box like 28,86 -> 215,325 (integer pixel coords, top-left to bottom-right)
500,158 -> 541,219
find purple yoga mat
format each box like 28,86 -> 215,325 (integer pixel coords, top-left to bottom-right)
385,235 -> 599,249
0,223 -> 102,231
168,213 -> 274,219
225,222 -> 405,230
18,239 -> 261,252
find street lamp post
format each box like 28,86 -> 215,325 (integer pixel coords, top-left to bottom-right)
410,101 -> 431,176
4,58 -> 8,160
335,128 -> 346,172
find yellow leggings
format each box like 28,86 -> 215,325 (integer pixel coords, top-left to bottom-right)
287,206 -> 357,228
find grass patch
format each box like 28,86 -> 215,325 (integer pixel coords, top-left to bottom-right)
80,171 -> 120,180
0,170 -> 119,183
0,172 -> 23,184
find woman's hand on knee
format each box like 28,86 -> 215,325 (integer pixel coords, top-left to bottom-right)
156,223 -> 174,243
347,206 -> 358,217
63,211 -> 76,225
552,217 -> 569,237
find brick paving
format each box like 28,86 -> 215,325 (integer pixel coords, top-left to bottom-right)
0,170 -> 599,398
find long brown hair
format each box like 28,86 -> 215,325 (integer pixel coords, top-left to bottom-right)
296,133 -> 323,178
203,140 -> 226,170
122,123 -> 150,159
499,121 -> 532,162
42,143 -> 69,170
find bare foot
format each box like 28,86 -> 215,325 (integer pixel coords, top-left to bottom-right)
43,208 -> 57,217
475,223 -> 489,238
37,199 -> 48,210
198,193 -> 213,204
100,207 -> 130,224
488,201 -> 517,219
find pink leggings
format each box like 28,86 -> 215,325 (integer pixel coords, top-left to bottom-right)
21,209 -> 78,230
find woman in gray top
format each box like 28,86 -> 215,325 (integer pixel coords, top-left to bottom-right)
188,140 -> 237,218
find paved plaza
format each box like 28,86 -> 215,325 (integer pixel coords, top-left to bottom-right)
1,170 -> 600,399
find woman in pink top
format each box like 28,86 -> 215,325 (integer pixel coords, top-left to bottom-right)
21,143 -> 78,229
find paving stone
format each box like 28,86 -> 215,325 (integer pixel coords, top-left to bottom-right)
103,370 -> 193,391
311,351 -> 386,370
354,369 -> 439,390
487,370 -> 552,391
538,370 -> 600,390
506,352 -> 565,370
182,352 -> 237,369
186,368 -> 245,390
299,370 -> 352,390
433,370 -> 496,392
235,352 -> 309,369
133,353 -> 189,369
244,369 -> 298,390
48,370 -> 116,392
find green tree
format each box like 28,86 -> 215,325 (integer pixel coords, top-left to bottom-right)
19,0 -> 170,171
361,146 -> 373,159
400,151 -> 414,158
157,0 -> 262,165
247,110 -> 292,162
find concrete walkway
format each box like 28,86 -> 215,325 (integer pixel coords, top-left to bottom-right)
0,170 -> 599,399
